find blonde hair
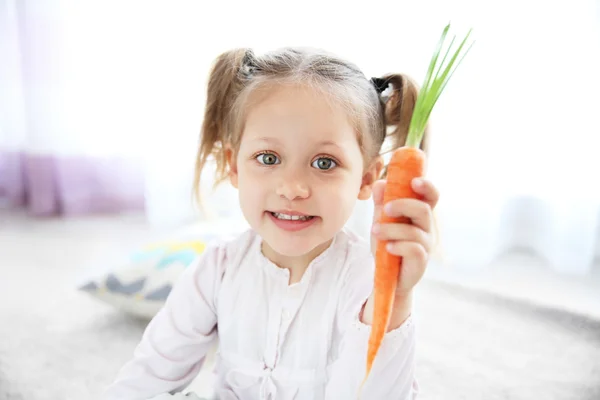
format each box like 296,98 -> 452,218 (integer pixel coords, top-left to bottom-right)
193,47 -> 430,198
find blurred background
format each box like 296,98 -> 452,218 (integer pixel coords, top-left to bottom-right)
1,1 -> 600,399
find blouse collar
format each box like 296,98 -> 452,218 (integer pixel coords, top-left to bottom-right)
252,230 -> 344,283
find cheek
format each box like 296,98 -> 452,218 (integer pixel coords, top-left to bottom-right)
332,167 -> 363,193
237,161 -> 262,186
236,167 -> 264,212
317,173 -> 362,212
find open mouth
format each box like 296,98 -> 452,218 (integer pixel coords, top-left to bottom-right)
269,211 -> 315,221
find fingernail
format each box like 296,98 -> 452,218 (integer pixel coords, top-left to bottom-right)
413,178 -> 423,189
384,203 -> 393,215
386,242 -> 394,252
372,224 -> 380,234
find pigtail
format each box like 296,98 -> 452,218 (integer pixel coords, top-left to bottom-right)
380,74 -> 430,163
193,48 -> 254,202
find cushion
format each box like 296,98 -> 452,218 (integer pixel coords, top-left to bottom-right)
78,238 -> 212,319
77,219 -> 248,319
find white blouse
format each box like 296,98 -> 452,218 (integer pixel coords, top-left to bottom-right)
103,228 -> 418,400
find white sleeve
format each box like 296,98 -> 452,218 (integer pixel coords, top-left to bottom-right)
325,251 -> 419,400
102,243 -> 227,400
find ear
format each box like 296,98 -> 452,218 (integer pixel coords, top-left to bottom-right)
225,144 -> 238,188
358,156 -> 384,200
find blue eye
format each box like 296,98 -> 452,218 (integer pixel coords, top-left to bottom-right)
256,153 -> 280,165
312,157 -> 337,170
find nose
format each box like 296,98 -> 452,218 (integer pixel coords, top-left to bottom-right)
276,170 -> 310,201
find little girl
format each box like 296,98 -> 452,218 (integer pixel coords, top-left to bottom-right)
103,47 -> 439,400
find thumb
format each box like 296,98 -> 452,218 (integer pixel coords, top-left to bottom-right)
371,179 -> 386,224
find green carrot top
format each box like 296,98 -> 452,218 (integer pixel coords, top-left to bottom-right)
405,23 -> 474,149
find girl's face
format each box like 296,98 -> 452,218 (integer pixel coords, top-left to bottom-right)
229,84 -> 381,259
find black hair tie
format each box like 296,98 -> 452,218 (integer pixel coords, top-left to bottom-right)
370,77 -> 391,94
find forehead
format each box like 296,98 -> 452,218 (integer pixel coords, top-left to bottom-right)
241,83 -> 358,146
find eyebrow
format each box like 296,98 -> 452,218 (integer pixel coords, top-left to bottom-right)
254,137 -> 343,149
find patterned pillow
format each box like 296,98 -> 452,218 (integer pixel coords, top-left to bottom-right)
79,238 -> 214,319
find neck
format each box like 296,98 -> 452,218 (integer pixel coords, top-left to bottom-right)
261,238 -> 333,284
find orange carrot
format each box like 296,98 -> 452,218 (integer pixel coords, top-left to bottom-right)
365,147 -> 426,377
360,23 -> 473,393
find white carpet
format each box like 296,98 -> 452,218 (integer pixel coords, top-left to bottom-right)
1,211 -> 599,400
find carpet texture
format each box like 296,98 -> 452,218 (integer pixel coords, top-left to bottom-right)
1,279 -> 599,400
1,213 -> 599,400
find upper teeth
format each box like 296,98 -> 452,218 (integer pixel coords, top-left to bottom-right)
273,212 -> 311,221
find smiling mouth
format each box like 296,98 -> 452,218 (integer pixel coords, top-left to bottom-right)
269,211 -> 315,221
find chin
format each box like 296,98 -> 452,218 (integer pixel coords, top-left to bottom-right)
263,232 -> 321,257
261,226 -> 335,259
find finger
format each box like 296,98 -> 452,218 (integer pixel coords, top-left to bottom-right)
372,223 -> 432,253
385,241 -> 429,264
372,179 -> 386,206
411,178 -> 440,210
371,179 -> 386,223
383,198 -> 433,233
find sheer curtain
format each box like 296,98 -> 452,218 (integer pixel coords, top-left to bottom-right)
1,0 -> 599,275
0,0 -> 145,215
